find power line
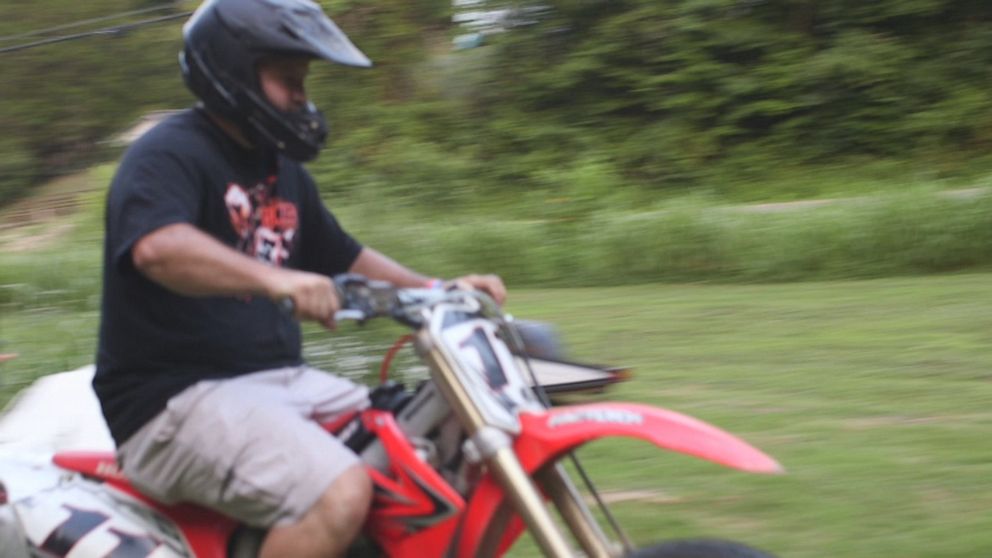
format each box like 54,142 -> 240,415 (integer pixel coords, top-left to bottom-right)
0,3 -> 184,42
0,11 -> 192,55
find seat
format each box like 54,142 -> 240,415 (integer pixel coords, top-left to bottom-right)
52,451 -> 129,484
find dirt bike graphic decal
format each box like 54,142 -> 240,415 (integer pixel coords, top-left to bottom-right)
14,481 -> 191,558
459,327 -> 510,392
38,506 -> 111,555
35,505 -> 161,557
370,465 -> 458,531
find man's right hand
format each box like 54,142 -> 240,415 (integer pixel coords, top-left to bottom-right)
268,269 -> 341,329
133,224 -> 342,329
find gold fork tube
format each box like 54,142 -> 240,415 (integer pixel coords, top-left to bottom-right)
418,333 -> 575,557
537,465 -> 621,558
487,447 -> 576,557
417,331 -> 487,431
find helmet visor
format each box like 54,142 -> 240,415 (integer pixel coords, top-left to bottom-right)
207,0 -> 372,68
274,2 -> 371,68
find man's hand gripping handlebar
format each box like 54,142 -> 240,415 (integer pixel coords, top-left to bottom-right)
278,273 -> 503,329
277,274 -> 399,326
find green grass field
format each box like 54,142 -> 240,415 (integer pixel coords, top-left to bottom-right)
3,275 -> 990,557
508,278 -> 992,557
2,167 -> 991,556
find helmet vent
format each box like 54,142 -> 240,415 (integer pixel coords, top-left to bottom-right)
280,22 -> 302,41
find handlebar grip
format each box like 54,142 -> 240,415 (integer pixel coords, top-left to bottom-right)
334,273 -> 368,296
278,297 -> 296,316
334,309 -> 367,322
278,298 -> 364,323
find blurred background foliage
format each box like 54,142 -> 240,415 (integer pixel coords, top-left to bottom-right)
1,0 -> 991,209
2,9 -> 991,555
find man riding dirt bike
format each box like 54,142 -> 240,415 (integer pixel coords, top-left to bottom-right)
91,1 -> 503,556
0,1 -> 783,556
1,276 -> 781,557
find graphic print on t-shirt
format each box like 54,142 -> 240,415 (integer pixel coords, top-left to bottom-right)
224,181 -> 299,266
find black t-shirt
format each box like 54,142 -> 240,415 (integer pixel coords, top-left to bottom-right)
93,108 -> 362,445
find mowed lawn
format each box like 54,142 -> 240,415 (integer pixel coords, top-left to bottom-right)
2,275 -> 991,557
507,277 -> 992,558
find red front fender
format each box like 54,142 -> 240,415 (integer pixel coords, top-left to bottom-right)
455,403 -> 782,557
515,402 -> 783,474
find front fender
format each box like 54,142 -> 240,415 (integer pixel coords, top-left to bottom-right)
455,403 -> 781,557
515,402 -> 783,474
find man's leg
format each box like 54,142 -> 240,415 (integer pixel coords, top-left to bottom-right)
117,369 -> 372,558
260,465 -> 371,558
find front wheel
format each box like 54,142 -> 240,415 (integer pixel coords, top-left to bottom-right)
627,539 -> 777,558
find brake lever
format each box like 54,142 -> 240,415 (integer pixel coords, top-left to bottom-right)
277,299 -> 367,324
334,309 -> 367,323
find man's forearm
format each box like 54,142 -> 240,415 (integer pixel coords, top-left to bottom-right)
348,247 -> 507,304
348,247 -> 432,288
132,223 -> 285,298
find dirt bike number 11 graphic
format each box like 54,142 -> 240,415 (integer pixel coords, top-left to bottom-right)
14,482 -> 190,558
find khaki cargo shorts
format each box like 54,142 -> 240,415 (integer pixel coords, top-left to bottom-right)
117,366 -> 369,527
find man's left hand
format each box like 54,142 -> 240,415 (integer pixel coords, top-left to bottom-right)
448,274 -> 507,306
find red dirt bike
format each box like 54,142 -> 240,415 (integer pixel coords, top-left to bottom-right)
0,276 -> 782,557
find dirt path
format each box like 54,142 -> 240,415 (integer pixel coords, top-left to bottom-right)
0,171 -> 100,253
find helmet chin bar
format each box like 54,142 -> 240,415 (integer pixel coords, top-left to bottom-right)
180,0 -> 370,162
184,48 -> 328,162
241,89 -> 329,163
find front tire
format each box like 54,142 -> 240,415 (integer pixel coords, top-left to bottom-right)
627,539 -> 776,558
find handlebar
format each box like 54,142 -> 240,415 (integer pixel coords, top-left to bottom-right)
277,296 -> 368,323
334,309 -> 368,323
278,274 -> 498,328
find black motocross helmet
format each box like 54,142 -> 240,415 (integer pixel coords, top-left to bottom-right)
180,0 -> 371,162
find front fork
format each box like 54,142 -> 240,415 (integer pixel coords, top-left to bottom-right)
473,449 -> 624,558
538,464 -> 627,558
418,333 -> 623,558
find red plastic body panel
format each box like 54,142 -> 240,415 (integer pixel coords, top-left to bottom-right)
53,451 -> 238,558
318,409 -> 358,435
455,402 -> 782,557
516,402 -> 783,474
453,474 -> 521,558
360,410 -> 466,557
52,401 -> 780,558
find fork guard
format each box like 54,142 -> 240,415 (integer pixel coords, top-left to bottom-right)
454,402 -> 782,558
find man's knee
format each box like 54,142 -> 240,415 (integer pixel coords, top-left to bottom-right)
315,465 -> 372,529
260,465 -> 372,558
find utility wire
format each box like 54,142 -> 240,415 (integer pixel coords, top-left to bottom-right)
0,2 -> 183,42
0,11 -> 192,55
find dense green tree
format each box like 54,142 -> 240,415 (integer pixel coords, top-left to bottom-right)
0,1 -> 190,203
2,0 -> 992,207
0,0 -> 449,205
470,0 -> 992,190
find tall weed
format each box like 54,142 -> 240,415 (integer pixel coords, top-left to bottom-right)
6,180 -> 992,314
